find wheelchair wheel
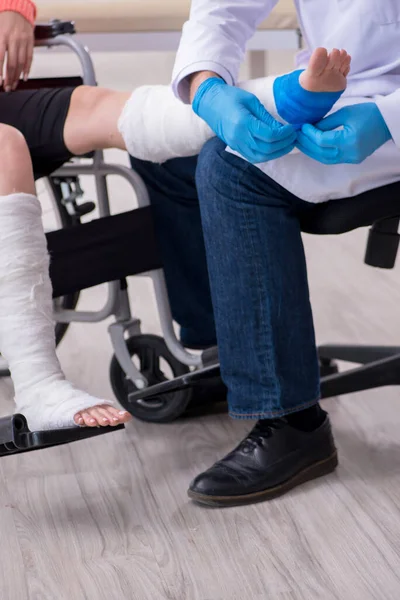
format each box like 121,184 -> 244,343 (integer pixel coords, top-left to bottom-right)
109,334 -> 192,423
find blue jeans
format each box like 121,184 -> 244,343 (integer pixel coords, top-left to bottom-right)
130,138 -> 320,418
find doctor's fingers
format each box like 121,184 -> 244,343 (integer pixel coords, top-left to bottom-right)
248,115 -> 296,144
296,135 -> 340,165
300,123 -> 345,148
241,133 -> 296,163
241,132 -> 295,163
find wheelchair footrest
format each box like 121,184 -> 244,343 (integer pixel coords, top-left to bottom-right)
128,362 -> 221,404
0,414 -> 124,456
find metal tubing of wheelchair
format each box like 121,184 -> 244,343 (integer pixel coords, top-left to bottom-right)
52,160 -> 198,367
52,163 -> 151,208
93,151 -> 112,217
52,163 -> 150,323
36,36 -> 97,86
150,269 -> 202,368
55,280 -> 121,323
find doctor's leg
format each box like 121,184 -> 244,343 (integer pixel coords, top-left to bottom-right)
129,155 -> 217,349
187,138 -> 337,506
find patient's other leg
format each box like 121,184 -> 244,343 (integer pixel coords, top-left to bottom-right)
63,87 -> 130,154
0,124 -> 131,430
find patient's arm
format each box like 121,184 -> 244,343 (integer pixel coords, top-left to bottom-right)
0,2 -> 36,90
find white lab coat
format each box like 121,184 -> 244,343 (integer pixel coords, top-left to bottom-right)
172,0 -> 400,203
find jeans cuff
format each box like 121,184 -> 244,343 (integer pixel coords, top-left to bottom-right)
228,396 -> 321,420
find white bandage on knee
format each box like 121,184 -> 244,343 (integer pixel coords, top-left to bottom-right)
0,194 -> 114,431
118,78 -> 280,164
118,85 -> 214,163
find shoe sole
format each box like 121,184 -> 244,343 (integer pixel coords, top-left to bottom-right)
187,451 -> 338,508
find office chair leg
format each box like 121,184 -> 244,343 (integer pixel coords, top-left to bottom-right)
320,353 -> 400,399
319,344 -> 400,364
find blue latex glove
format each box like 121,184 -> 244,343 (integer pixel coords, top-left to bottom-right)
296,103 -> 392,165
193,77 -> 296,164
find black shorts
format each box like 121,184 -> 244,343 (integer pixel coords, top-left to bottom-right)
0,87 -> 75,179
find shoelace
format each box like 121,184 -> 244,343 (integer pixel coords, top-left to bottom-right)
240,419 -> 286,453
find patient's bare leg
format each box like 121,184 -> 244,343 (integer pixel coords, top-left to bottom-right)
0,124 -> 131,430
63,87 -> 130,155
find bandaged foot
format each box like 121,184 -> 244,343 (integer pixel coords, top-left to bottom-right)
119,47 -> 351,164
0,193 -> 131,431
273,47 -> 351,128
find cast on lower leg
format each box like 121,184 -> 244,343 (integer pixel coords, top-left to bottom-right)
0,193 -> 115,431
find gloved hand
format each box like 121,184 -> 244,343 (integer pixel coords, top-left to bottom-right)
296,103 -> 392,165
193,77 -> 296,164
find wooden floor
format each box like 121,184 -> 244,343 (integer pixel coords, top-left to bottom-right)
1,197 -> 399,600
1,52 -> 400,600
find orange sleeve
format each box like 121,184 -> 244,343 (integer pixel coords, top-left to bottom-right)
0,0 -> 36,26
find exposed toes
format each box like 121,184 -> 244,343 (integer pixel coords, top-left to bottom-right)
79,410 -> 98,427
342,54 -> 352,77
74,404 -> 131,427
105,405 -> 132,424
327,48 -> 342,71
89,407 -> 110,426
308,47 -> 329,77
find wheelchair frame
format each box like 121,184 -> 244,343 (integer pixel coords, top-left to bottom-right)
36,25 -> 204,395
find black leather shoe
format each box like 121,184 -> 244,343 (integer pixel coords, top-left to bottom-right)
188,416 -> 338,507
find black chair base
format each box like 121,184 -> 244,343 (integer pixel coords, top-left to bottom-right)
0,414 -> 124,456
127,342 -> 400,417
319,345 -> 400,398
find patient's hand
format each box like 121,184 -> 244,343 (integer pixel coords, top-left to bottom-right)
0,11 -> 34,92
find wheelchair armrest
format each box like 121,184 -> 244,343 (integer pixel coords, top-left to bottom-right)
35,20 -> 76,41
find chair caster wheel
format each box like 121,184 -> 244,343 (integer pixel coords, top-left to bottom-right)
109,334 -> 192,423
319,359 -> 339,378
